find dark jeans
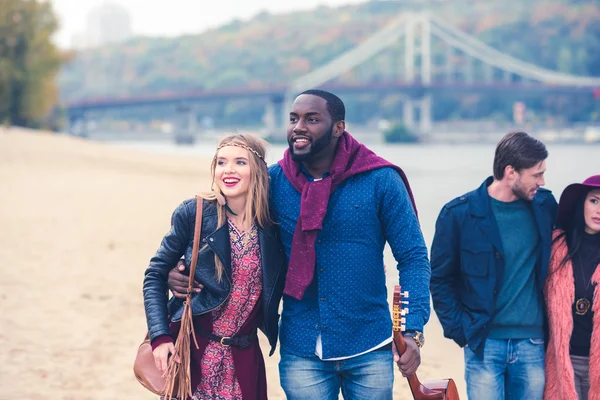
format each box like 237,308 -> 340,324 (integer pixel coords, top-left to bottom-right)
571,355 -> 590,400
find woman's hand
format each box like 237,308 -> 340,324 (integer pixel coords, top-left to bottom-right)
153,342 -> 176,376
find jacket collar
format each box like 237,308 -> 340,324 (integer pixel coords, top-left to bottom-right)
205,223 -> 233,282
469,176 -> 552,256
469,176 -> 494,217
531,190 -> 552,262
469,177 -> 504,253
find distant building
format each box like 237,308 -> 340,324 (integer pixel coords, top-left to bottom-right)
76,2 -> 132,48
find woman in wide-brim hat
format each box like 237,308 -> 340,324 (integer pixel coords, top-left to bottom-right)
544,175 -> 600,400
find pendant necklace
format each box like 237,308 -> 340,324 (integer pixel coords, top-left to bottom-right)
575,253 -> 593,316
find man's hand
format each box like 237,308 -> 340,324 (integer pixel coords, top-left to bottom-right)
392,337 -> 421,377
167,260 -> 203,299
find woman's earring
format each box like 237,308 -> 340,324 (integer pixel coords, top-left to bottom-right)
215,191 -> 226,206
212,183 -> 226,206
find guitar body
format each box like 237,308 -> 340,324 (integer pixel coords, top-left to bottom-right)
416,379 -> 460,400
393,286 -> 461,400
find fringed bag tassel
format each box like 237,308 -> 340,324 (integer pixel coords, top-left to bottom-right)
163,297 -> 200,400
163,195 -> 204,400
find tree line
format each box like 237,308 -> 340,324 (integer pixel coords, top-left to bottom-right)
59,0 -> 600,125
0,0 -> 65,129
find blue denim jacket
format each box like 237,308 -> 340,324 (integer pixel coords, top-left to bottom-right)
430,177 -> 557,355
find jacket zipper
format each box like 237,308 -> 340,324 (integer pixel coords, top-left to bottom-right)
263,261 -> 282,341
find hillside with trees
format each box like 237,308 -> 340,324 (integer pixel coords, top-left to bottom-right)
58,0 -> 600,124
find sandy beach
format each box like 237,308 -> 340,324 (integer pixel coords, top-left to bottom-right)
0,128 -> 468,399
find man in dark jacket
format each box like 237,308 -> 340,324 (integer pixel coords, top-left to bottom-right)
430,131 -> 557,400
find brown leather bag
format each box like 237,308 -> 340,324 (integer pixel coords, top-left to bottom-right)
133,196 -> 203,397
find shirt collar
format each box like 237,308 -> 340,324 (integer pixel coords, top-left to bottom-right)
300,166 -> 330,182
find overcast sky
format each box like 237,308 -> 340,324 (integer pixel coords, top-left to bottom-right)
50,0 -> 366,48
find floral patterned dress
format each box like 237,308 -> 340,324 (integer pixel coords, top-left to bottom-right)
191,221 -> 262,400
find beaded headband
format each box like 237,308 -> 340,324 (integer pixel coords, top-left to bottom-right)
216,142 -> 267,165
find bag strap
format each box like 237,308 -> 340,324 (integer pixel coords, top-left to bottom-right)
163,196 -> 204,400
187,196 -> 203,296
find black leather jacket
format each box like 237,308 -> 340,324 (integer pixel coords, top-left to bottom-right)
143,198 -> 287,355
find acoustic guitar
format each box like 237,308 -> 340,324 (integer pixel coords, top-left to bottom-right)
392,285 -> 460,400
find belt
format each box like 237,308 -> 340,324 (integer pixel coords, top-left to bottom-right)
195,326 -> 257,349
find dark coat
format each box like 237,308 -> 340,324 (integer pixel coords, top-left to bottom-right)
143,198 -> 287,355
430,177 -> 557,355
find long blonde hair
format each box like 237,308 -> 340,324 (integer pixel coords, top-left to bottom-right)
201,133 -> 272,280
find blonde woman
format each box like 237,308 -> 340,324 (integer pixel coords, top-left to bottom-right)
143,134 -> 287,399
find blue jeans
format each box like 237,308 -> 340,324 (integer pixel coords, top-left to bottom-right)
279,348 -> 394,400
464,338 -> 545,400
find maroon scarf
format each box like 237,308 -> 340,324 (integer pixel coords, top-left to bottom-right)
278,131 -> 418,300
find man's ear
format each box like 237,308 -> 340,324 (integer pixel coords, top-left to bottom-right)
333,120 -> 345,137
505,165 -> 516,180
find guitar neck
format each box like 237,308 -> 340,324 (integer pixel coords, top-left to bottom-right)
392,286 -> 407,354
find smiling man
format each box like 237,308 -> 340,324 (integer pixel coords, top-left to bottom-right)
269,89 -> 431,400
430,131 -> 558,400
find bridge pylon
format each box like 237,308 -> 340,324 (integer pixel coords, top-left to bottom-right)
67,111 -> 88,138
264,95 -> 285,140
174,103 -> 196,145
402,12 -> 433,133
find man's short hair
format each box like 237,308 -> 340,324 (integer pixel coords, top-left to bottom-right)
298,89 -> 345,122
493,131 -> 548,180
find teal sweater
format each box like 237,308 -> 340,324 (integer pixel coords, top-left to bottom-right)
488,198 -> 544,339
